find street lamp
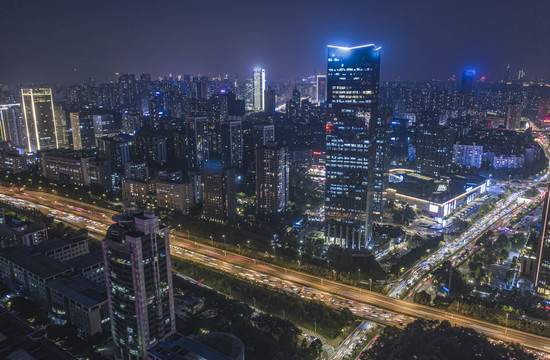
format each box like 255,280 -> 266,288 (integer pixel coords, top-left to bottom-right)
369,278 -> 372,291
210,235 -> 214,246
358,268 -> 361,284
223,234 -> 226,244
237,244 -> 241,254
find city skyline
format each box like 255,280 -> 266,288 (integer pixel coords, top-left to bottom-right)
2,1 -> 550,85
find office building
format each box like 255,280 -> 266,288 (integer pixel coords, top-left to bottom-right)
46,276 -> 109,339
415,126 -> 454,177
373,111 -> 391,220
221,120 -> 243,168
40,151 -> 111,189
316,75 -> 327,104
506,102 -> 521,130
253,67 -> 266,111
102,211 -> 176,359
202,161 -> 236,223
0,148 -> 29,174
70,111 -> 96,150
325,44 -> 381,248
20,88 -> 59,153
255,142 -> 289,214
461,69 -> 475,92
536,185 -> 550,296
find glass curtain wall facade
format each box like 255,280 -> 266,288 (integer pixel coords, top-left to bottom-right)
324,44 -> 381,248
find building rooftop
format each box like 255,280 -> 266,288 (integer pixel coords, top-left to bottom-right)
388,170 -> 486,204
148,332 -> 244,360
0,248 -> 72,279
0,309 -> 75,360
66,249 -> 103,269
46,276 -> 106,309
32,238 -> 69,253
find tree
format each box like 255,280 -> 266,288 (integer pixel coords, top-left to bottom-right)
413,290 -> 431,305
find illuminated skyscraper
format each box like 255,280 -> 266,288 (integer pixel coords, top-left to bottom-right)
324,44 -> 381,248
536,185 -> 550,295
316,75 -> 327,104
103,211 -> 175,359
20,88 -> 59,153
253,67 -> 266,111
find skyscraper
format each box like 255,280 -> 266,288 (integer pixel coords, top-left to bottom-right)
506,102 -> 521,130
255,142 -> 289,214
373,111 -> 392,220
69,111 -> 96,150
325,44 -> 381,248
0,103 -> 26,149
316,75 -> 327,104
186,117 -> 209,170
20,88 -> 59,153
102,211 -> 175,359
415,126 -> 454,177
202,160 -> 236,223
264,88 -> 276,114
253,124 -> 275,149
461,69 -> 475,92
536,185 -> 550,296
220,120 -> 243,168
539,97 -> 550,127
253,67 -> 266,111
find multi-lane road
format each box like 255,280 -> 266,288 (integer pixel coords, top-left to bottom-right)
2,186 -> 550,354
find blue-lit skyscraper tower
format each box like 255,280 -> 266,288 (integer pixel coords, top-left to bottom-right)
324,44 -> 381,248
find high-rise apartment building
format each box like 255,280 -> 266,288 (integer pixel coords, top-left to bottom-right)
202,161 -> 236,223
325,44 -> 381,248
264,88 -> 276,114
186,117 -> 209,170
506,102 -> 521,130
536,185 -> 550,296
255,142 -> 289,214
69,111 -> 96,150
0,103 -> 26,149
253,124 -> 275,149
102,211 -> 175,359
20,88 -> 59,153
220,120 -> 243,168
253,67 -> 266,111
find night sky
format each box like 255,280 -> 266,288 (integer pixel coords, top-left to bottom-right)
1,0 -> 549,85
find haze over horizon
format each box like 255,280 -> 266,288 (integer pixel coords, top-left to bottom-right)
1,0 -> 549,85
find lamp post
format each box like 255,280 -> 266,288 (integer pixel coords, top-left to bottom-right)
210,235 -> 213,246
369,278 -> 372,291
237,244 -> 241,254
223,234 -> 226,244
